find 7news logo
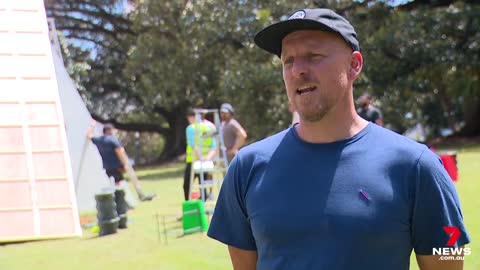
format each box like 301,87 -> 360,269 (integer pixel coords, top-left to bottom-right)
432,226 -> 471,260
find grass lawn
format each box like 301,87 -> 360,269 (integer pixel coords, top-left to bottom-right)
0,148 -> 478,270
0,163 -> 231,270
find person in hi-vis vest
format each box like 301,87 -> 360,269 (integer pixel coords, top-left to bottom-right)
183,108 -> 217,201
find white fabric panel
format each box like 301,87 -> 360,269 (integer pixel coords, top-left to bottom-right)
51,47 -> 111,212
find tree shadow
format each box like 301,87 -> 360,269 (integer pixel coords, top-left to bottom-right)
137,167 -> 184,181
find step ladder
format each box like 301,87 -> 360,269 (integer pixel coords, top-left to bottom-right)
188,108 -> 229,205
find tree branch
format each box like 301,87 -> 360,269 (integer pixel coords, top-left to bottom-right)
48,6 -> 135,35
399,0 -> 478,10
91,113 -> 170,134
153,106 -> 175,121
53,16 -> 119,38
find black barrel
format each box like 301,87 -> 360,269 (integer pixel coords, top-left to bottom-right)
95,191 -> 119,236
114,188 -> 128,229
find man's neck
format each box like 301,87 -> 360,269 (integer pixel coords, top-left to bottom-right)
295,100 -> 368,143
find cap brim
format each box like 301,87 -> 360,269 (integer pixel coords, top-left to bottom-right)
254,19 -> 336,57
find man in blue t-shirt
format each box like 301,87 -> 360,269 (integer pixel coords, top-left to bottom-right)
207,8 -> 470,270
357,93 -> 384,126
88,121 -> 155,201
89,123 -> 127,183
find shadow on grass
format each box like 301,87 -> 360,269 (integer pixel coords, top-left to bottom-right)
137,167 -> 185,181
430,137 -> 480,153
445,144 -> 480,153
85,233 -> 118,241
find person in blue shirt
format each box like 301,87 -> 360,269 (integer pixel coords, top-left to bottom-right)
357,93 -> 384,126
207,8 -> 470,270
89,123 -> 128,184
87,121 -> 155,201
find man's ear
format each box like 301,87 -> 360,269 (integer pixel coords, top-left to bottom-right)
349,51 -> 363,80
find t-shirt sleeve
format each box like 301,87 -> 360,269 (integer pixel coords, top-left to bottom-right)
91,137 -> 99,145
232,119 -> 246,135
207,153 -> 257,250
109,136 -> 122,148
372,108 -> 382,122
186,125 -> 195,147
411,149 -> 470,255
210,137 -> 217,149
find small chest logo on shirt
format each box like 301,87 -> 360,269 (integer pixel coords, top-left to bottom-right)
359,189 -> 370,202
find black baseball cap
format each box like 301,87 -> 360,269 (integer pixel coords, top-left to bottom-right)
186,108 -> 195,116
254,8 -> 360,57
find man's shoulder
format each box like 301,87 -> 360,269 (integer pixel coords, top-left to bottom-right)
92,135 -> 107,143
228,118 -> 243,128
103,135 -> 122,147
204,120 -> 216,130
370,105 -> 382,113
237,128 -> 290,159
104,134 -> 117,141
368,124 -> 428,157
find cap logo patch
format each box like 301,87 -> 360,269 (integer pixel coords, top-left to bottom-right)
289,10 -> 306,20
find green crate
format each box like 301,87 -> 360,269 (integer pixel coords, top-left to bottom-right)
182,200 -> 209,235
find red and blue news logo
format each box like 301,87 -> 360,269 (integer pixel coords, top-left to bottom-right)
432,226 -> 471,260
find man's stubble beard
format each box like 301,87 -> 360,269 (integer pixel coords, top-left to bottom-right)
295,98 -> 330,123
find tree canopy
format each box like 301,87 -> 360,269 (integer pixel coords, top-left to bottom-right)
45,0 -> 479,162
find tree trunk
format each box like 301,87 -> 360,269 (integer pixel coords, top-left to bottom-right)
159,110 -> 188,161
92,108 -> 187,161
436,83 -> 457,132
459,97 -> 480,136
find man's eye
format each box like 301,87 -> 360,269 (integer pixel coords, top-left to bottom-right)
310,54 -> 324,59
283,58 -> 293,65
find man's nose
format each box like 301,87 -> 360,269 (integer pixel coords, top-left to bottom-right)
291,58 -> 308,78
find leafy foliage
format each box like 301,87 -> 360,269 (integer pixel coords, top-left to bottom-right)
355,2 -> 479,135
45,0 -> 480,161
